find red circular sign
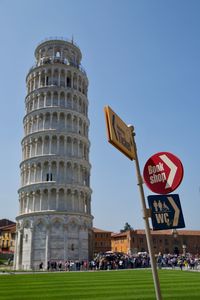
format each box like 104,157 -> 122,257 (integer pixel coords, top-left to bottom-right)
143,152 -> 184,194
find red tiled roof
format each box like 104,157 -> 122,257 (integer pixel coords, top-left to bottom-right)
112,229 -> 200,237
93,227 -> 112,233
0,223 -> 16,232
0,219 -> 15,227
111,232 -> 128,237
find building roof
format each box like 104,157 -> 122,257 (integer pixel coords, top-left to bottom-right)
111,232 -> 128,237
0,223 -> 16,232
111,229 -> 200,237
93,227 -> 112,233
0,219 -> 15,228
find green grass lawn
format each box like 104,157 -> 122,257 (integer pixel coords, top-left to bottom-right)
0,269 -> 200,300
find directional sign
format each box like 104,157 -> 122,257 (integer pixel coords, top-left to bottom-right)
104,106 -> 135,160
143,152 -> 184,194
148,194 -> 185,230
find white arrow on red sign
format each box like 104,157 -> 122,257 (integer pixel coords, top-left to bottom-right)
159,154 -> 178,189
143,152 -> 184,194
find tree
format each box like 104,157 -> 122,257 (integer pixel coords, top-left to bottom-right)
120,222 -> 133,233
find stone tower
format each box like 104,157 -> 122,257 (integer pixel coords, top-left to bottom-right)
14,38 -> 93,270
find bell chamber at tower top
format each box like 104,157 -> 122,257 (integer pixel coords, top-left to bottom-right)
34,38 -> 82,70
26,39 -> 88,96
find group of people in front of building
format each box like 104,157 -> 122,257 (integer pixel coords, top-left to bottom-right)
38,251 -> 200,272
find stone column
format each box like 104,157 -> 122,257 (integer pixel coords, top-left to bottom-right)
45,224 -> 50,270
51,91 -> 53,106
42,137 -> 44,155
40,191 -> 43,211
33,74 -> 36,90
36,116 -> 39,131
32,192 -> 36,212
29,227 -> 33,270
38,72 -> 41,87
58,70 -> 61,86
47,189 -> 50,210
50,113 -> 53,129
28,165 -> 31,184
26,193 -> 29,213
63,224 -> 68,261
29,139 -> 33,157
44,92 -> 47,107
34,163 -> 37,183
56,190 -> 59,210
58,92 -> 60,106
15,229 -> 23,270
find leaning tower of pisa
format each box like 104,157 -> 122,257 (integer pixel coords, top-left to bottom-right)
14,38 -> 93,270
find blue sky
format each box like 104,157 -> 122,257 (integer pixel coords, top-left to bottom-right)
0,0 -> 200,232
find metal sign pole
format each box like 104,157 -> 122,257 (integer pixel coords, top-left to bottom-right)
128,125 -> 162,300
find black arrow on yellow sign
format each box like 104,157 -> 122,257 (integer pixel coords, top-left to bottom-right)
104,106 -> 135,160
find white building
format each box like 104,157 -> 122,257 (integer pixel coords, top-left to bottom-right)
14,38 -> 93,270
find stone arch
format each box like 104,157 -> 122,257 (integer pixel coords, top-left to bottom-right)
41,189 -> 48,210
73,163 -> 79,183
79,141 -> 83,158
46,91 -> 51,106
35,162 -> 42,182
51,217 -> 64,236
37,137 -> 43,155
66,136 -> 72,156
38,114 -> 44,131
58,188 -> 65,210
79,97 -> 82,113
33,116 -> 38,132
40,71 -> 46,87
44,112 -> 50,129
67,70 -> 72,87
80,191 -> 84,212
46,69 -> 52,85
53,91 -> 58,106
74,190 -> 79,212
52,69 -> 59,86
34,94 -> 39,109
51,161 -> 57,181
66,189 -> 72,211
60,69 -> 65,87
60,91 -> 65,107
43,135 -> 50,154
52,112 -> 58,129
66,162 -> 72,183
73,115 -> 78,133
78,76 -> 82,92
66,113 -> 72,130
59,135 -> 65,155
73,138 -> 78,156
34,190 -> 41,211
73,72 -> 77,89
47,46 -> 53,58
49,188 -> 56,210
30,164 -> 35,183
34,217 -> 47,231
58,161 -> 65,183
43,161 -> 49,181
51,135 -> 57,154
67,92 -> 72,108
79,118 -> 83,135
73,94 -> 78,111
59,112 -> 65,130
23,219 -> 31,229
67,216 -> 80,232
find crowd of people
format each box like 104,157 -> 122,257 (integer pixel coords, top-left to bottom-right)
156,253 -> 199,270
39,251 -> 200,272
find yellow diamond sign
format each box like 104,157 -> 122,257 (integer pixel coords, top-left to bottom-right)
104,106 -> 135,160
